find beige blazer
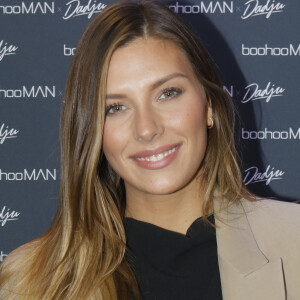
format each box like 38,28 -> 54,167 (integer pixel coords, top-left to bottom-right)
214,198 -> 300,300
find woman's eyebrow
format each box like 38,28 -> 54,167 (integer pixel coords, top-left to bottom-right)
105,72 -> 188,100
106,93 -> 127,100
150,72 -> 188,90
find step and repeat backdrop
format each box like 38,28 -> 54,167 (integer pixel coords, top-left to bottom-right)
0,0 -> 299,262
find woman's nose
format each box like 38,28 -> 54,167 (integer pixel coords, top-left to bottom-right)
133,107 -> 164,142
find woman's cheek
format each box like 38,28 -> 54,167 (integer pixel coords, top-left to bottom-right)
166,101 -> 206,133
103,120 -> 125,156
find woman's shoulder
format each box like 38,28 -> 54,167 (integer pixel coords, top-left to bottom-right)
241,197 -> 300,224
241,198 -> 300,297
240,198 -> 300,249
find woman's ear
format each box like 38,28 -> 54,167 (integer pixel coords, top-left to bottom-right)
206,100 -> 213,129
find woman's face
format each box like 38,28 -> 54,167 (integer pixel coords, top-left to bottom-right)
103,38 -> 212,197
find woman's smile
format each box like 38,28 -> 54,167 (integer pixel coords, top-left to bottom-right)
129,143 -> 182,169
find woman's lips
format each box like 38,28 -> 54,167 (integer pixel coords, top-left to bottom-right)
129,143 -> 182,170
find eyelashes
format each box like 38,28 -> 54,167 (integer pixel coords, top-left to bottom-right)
105,87 -> 183,115
159,87 -> 182,100
105,103 -> 127,115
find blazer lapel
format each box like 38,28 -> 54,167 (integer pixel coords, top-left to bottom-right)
214,199 -> 286,300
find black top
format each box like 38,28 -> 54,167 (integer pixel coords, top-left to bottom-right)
124,215 -> 223,300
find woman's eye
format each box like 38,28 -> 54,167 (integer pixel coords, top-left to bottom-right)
106,104 -> 127,115
159,88 -> 182,100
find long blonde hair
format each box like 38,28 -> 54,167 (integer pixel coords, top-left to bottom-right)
0,1 -> 251,299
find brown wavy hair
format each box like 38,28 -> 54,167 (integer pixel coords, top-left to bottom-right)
0,1 -> 251,299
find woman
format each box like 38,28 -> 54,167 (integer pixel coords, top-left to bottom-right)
0,1 -> 299,299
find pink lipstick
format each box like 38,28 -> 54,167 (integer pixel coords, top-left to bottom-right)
129,143 -> 182,170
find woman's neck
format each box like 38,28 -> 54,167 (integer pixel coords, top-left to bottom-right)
125,179 -> 205,235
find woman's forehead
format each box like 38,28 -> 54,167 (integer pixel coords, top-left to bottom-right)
106,37 -> 196,90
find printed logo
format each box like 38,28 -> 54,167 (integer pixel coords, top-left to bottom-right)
0,123 -> 19,145
0,251 -> 8,263
223,83 -> 285,103
169,0 -> 285,18
242,0 -> 285,19
0,2 -> 55,15
63,0 -> 107,20
0,86 -> 56,99
0,40 -> 18,62
169,1 -> 234,14
242,128 -> 300,140
243,165 -> 284,185
242,82 -> 285,103
223,85 -> 234,97
0,169 -> 57,181
0,206 -> 20,227
242,44 -> 300,56
63,44 -> 76,56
